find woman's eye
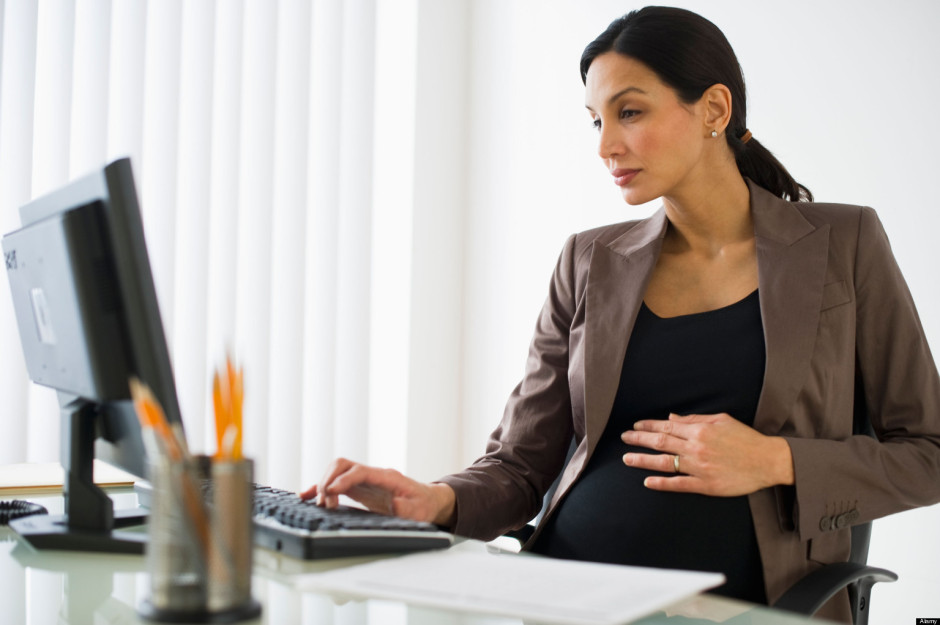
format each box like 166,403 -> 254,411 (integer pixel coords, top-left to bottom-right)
591,109 -> 638,130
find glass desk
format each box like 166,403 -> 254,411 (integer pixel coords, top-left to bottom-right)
1,490 -> 832,625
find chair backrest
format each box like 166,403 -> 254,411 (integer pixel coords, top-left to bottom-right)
850,521 -> 872,566
851,371 -> 875,567
846,374 -> 883,623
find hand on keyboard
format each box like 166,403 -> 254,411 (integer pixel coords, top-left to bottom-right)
300,457 -> 456,528
253,484 -> 454,560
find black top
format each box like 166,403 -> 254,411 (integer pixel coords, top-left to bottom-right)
531,290 -> 767,604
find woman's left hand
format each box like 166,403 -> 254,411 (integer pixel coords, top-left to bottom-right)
621,412 -> 794,496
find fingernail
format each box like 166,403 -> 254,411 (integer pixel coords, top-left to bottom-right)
623,453 -> 632,465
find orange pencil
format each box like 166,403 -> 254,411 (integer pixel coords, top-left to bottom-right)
131,378 -> 182,461
232,365 -> 243,459
212,355 -> 244,460
129,377 -> 212,555
212,370 -> 229,459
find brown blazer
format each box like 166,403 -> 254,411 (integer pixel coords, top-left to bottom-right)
438,181 -> 940,620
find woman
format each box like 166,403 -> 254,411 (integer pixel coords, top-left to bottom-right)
302,7 -> 940,621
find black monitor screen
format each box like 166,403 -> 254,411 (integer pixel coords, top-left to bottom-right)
1,158 -> 182,553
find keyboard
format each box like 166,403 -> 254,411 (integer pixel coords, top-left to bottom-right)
250,485 -> 454,560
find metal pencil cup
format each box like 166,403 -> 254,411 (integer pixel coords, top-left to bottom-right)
139,455 -> 261,623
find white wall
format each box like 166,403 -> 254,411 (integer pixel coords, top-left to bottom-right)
453,1 -> 940,621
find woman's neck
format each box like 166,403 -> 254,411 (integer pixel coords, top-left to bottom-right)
661,170 -> 752,257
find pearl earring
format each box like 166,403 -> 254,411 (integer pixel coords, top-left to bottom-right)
711,130 -> 718,138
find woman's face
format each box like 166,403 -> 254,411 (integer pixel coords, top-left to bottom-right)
584,52 -> 710,206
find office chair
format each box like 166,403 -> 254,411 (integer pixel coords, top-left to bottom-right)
772,520 -> 896,625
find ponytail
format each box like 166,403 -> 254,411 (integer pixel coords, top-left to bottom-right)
731,134 -> 813,202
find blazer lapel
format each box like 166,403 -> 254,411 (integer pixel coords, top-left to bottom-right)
750,181 -> 830,435
581,210 -> 667,457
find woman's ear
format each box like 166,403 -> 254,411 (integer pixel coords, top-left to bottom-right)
702,83 -> 733,136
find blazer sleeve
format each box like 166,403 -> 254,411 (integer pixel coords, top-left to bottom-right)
785,206 -> 940,542
436,234 -> 581,540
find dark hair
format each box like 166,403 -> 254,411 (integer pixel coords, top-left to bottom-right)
581,6 -> 812,202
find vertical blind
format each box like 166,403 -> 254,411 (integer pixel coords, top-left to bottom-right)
0,0 -> 463,498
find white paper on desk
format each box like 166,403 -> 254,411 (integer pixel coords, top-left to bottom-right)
297,548 -> 725,625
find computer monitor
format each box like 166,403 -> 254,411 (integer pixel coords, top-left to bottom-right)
1,157 -> 183,553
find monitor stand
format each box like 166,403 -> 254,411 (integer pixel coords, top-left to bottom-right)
10,399 -> 148,554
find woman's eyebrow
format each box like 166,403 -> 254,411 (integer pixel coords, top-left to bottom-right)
585,86 -> 648,112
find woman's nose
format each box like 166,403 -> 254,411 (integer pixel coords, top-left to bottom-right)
597,124 -> 624,160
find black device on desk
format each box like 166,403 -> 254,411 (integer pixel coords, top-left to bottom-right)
250,485 -> 452,560
2,158 -> 177,553
2,158 -> 453,559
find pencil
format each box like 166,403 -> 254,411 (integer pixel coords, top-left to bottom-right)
212,356 -> 244,460
129,378 -> 212,557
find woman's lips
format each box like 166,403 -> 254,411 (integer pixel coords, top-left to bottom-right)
611,168 -> 640,186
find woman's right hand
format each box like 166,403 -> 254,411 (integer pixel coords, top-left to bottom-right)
298,457 -> 456,527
